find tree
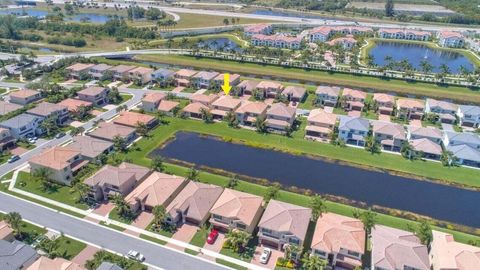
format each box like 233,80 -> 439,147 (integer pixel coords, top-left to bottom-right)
40,115 -> 58,136
32,168 -> 55,191
145,7 -> 164,20
284,244 -> 302,261
226,174 -> 239,188
441,150 -> 457,167
135,122 -> 149,137
108,87 -> 122,104
187,167 -> 199,182
263,183 -> 280,203
439,64 -> 450,76
255,115 -> 267,133
5,212 -> 22,235
310,195 -> 327,221
225,111 -> 238,128
200,108 -> 213,123
70,127 -> 85,136
112,135 -> 126,151
400,141 -> 416,160
385,0 -> 394,17
420,60 -> 433,74
365,134 -> 380,154
415,219 -> 433,245
225,229 -> 251,253
112,194 -> 132,220
223,18 -> 230,26
152,205 -> 167,228
73,182 -> 90,203
301,253 -> 327,270
38,238 -> 61,259
73,105 -> 91,121
357,208 -> 377,237
151,156 -> 165,172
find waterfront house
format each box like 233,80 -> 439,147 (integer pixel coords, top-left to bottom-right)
113,111 -> 158,129
258,199 -> 311,252
212,73 -> 241,91
0,239 -> 38,270
141,92 -> 167,113
0,101 -> 21,116
29,146 -> 87,185
88,64 -> 112,80
251,34 -> 302,49
372,121 -> 406,152
108,65 -> 136,81
341,88 -> 367,111
244,24 -> 273,37
429,230 -> 480,270
305,109 -> 337,141
151,69 -> 175,86
425,98 -> 458,124
326,35 -> 357,50
256,81 -> 284,99
87,122 -> 136,143
0,114 -> 43,139
378,28 -> 405,39
338,116 -> 370,146
443,131 -> 480,149
157,100 -> 179,116
77,86 -> 109,106
66,63 -> 95,79
165,181 -> 223,226
182,102 -> 210,120
211,96 -> 242,120
67,136 -> 114,161
281,86 -> 306,103
447,144 -> 480,168
438,31 -> 464,48
311,213 -> 365,269
57,98 -> 93,114
209,189 -> 263,234
410,138 -> 443,160
308,26 -> 332,42
408,126 -> 443,145
396,98 -> 425,120
26,102 -> 69,125
8,89 -> 42,105
189,93 -> 219,106
237,80 -> 260,96
371,225 -> 429,270
191,71 -> 220,89
84,162 -> 150,201
125,172 -> 188,212
265,103 -> 296,133
373,93 -> 395,115
405,30 -> 431,41
0,128 -> 15,151
128,67 -> 154,85
315,86 -> 340,107
457,105 -> 480,128
174,69 -> 197,87
331,25 -> 373,35
235,101 -> 268,126
27,256 -> 83,270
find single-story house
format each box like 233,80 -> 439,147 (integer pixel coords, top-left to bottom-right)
87,122 -> 136,143
113,111 -> 158,129
182,102 -> 209,120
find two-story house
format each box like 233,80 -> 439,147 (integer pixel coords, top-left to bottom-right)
408,126 -> 444,145
258,200 -> 311,253
410,138 -> 443,160
128,67 -> 154,85
338,116 -> 370,146
67,136 -> 114,161
29,146 -> 87,185
88,63 -> 112,80
8,89 -> 42,105
212,73 -> 241,92
141,93 -> 167,113
429,230 -> 480,270
265,103 -> 296,133
191,71 -> 220,89
305,109 -> 337,141
446,144 -> 480,168
26,102 -> 69,125
0,101 -> 22,116
373,93 -> 395,116
425,98 -> 458,124
396,98 -> 425,120
237,80 -> 260,96
174,69 -> 198,87
0,128 -> 15,151
256,81 -> 284,99
235,101 -> 268,126
65,63 -> 95,79
189,94 -> 219,107
443,131 -> 480,150
372,122 -> 406,152
315,86 -> 340,107
457,105 -> 480,128
77,86 -> 109,106
108,65 -> 136,81
0,114 -> 43,139
151,69 -> 175,87
281,86 -> 306,103
438,31 -> 464,48
311,213 -> 365,269
209,189 -> 263,234
341,88 -> 367,111
211,96 -> 242,120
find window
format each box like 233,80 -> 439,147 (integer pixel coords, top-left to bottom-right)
314,250 -> 326,257
236,223 -> 246,230
289,238 -> 300,245
212,214 -> 223,221
347,250 -> 360,257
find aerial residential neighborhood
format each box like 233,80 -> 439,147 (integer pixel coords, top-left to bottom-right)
0,0 -> 480,270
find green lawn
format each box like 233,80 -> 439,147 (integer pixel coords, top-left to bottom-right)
139,234 -> 167,245
15,172 -> 89,210
0,212 -> 47,244
215,258 -> 248,270
108,207 -> 136,224
189,229 -> 207,247
134,55 -> 480,104
16,141 -> 36,150
99,221 -> 126,232
85,250 -> 147,270
55,236 -> 87,260
0,171 -> 14,181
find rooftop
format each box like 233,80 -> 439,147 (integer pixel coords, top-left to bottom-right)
342,88 -> 367,100
0,240 -> 38,270
315,86 -> 340,97
68,136 -> 113,160
9,89 -> 40,99
308,109 -> 337,126
282,86 -> 306,99
66,63 -> 94,72
410,138 -> 442,155
235,101 -> 268,115
397,98 -> 425,109
0,101 -> 22,116
88,122 -> 135,141
0,113 -> 42,129
142,93 -> 166,104
84,162 -> 150,187
27,256 -> 83,270
338,116 -> 370,132
430,230 -> 480,270
113,111 -> 156,127
267,103 -> 296,119
212,96 -> 242,110
29,146 -> 81,170
57,98 -> 93,112
27,102 -> 67,117
77,86 -> 107,97
210,189 -> 263,227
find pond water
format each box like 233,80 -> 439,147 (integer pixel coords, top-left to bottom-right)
152,132 -> 480,228
370,41 -> 475,73
0,8 -> 111,23
197,38 -> 242,53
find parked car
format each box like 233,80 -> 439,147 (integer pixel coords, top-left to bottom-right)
7,155 -> 20,163
127,250 -> 145,261
55,132 -> 66,139
27,137 -> 36,144
259,248 -> 271,264
206,229 -> 219,244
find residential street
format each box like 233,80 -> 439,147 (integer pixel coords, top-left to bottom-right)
0,192 -> 227,270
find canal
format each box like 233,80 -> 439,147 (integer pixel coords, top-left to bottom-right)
151,132 -> 480,228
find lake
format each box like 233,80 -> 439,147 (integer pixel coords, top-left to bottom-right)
152,132 -> 480,228
370,41 -> 475,73
0,8 -> 111,23
197,38 -> 242,53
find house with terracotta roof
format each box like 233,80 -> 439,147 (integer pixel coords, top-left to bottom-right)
87,122 -> 136,143
265,103 -> 296,133
65,63 -> 95,79
429,230 -> 480,270
378,28 -> 431,41
373,93 -> 395,115
281,86 -> 306,102
211,96 -> 242,120
396,98 -> 425,120
315,86 -> 340,107
26,102 -> 69,125
371,225 -> 429,270
8,89 -> 42,105
372,122 -> 406,152
27,256 -> 83,270
410,138 -> 443,160
151,69 -> 175,86
141,93 -> 166,112
0,128 -> 15,151
326,35 -> 357,50
378,28 -> 405,39
244,24 -> 273,37
0,221 -> 14,241
0,114 -> 43,139
408,126 -> 443,145
237,80 -> 260,96
84,162 -> 151,201
425,98 -> 458,124
67,136 -> 113,161
457,105 -> 480,128
305,109 -> 337,141
191,71 -> 220,89
157,100 -> 180,116
251,34 -> 303,49
182,102 -> 209,120
77,86 -> 109,106
165,181 -> 223,226
89,64 -> 112,80
209,189 -> 264,234
341,88 -> 367,111
174,69 -> 197,87
0,101 -> 22,116
57,98 -> 93,114
311,213 -> 365,269
257,199 -> 311,251
125,172 -> 188,212
108,65 -> 137,81
308,26 -> 333,42
113,111 -> 158,129
438,31 -> 464,48
338,116 -> 370,146
189,93 -> 219,106
212,73 -> 241,91
256,81 -> 284,99
235,101 -> 268,126
128,67 -> 154,85
29,146 -> 87,185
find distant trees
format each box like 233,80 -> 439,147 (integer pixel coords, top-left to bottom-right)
385,0 -> 394,17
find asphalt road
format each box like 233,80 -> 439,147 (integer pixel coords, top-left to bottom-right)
0,192 -> 227,270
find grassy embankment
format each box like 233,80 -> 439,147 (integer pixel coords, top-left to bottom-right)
148,33 -> 250,48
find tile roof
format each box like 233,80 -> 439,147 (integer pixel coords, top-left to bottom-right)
372,122 -> 406,140
57,98 -> 93,112
338,116 -> 370,132
459,105 -> 480,116
142,93 -> 166,103
212,96 -> 242,110
90,63 -> 112,72
0,240 -> 38,270
409,126 -> 443,140
68,136 -> 113,159
129,66 -> 154,75
182,102 -> 209,114
108,65 -> 136,74
430,230 -> 480,270
0,101 -> 22,115
445,131 -> 480,145
235,101 -> 268,114
66,63 -> 94,72
373,93 -> 394,104
190,94 -> 219,105
77,86 -> 107,97
447,144 -> 480,163
27,102 -> 67,117
267,103 -> 296,119
315,86 -> 340,97
9,89 -> 40,99
439,30 -> 463,39
237,80 -> 260,91
29,146 -> 81,170
342,88 -> 367,100
426,98 -> 457,112
84,162 -> 150,187
282,86 -> 306,99
257,81 -> 283,90
175,69 -> 197,78
152,68 -> 175,78
307,109 -> 337,126
193,71 -> 219,81
0,113 -> 42,129
27,256 -> 83,270
96,262 -> 123,270
113,111 -> 156,127
397,98 -> 425,109
259,199 -> 311,242
410,138 -> 442,155
210,189 -> 263,227
0,221 -> 12,240
157,100 -> 179,112
244,24 -> 271,33
88,122 -> 135,141
214,73 -> 241,83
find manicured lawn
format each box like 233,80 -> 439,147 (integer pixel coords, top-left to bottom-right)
17,141 -> 35,150
215,258 -> 248,270
99,221 -> 125,232
85,250 -> 147,270
185,248 -> 199,255
108,207 -> 136,224
0,212 -> 47,244
139,234 -> 167,245
15,172 -> 89,210
0,171 -> 14,180
149,33 -> 249,48
172,13 -> 277,29
55,236 -> 87,260
135,55 -> 480,104
189,229 -> 207,247
118,94 -> 133,104
146,222 -> 174,238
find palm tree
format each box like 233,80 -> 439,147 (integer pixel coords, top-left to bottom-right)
301,253 -> 327,270
40,116 -> 57,136
439,64 -> 450,76
32,168 -> 54,191
187,167 -> 199,182
38,238 -> 61,258
5,212 -> 22,235
151,156 -> 165,172
459,65 -> 470,78
225,230 -> 251,253
420,60 -> 433,74
112,194 -> 132,219
152,205 -> 167,228
359,208 -> 377,237
441,150 -> 457,167
226,174 -> 239,188
400,141 -> 415,160
309,195 -> 327,221
255,116 -> 267,133
73,182 -> 90,203
415,219 -> 433,245
135,122 -> 149,137
200,108 -> 213,123
112,135 -> 126,152
365,135 -> 380,154
225,111 -> 238,128
263,183 -> 280,203
284,244 -> 302,262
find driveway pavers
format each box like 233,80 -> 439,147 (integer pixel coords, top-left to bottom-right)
250,245 -> 283,269
167,223 -> 199,251
92,202 -> 115,216
132,211 -> 154,229
72,245 -> 100,266
203,232 -> 225,253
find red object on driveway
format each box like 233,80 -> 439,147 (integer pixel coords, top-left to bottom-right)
207,229 -> 219,244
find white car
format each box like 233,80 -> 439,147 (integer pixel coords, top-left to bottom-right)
127,250 -> 145,262
259,248 -> 271,264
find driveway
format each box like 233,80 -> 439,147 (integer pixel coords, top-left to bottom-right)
167,223 -> 199,251
441,123 -> 454,131
250,245 -> 283,269
132,212 -> 154,230
378,114 -> 391,122
72,245 -> 100,266
203,232 -> 225,253
92,202 -> 115,216
410,119 -> 422,127
347,110 -> 361,117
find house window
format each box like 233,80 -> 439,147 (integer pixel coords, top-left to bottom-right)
237,223 -> 246,230
314,250 -> 326,257
289,238 -> 300,245
347,250 -> 360,257
212,214 -> 223,221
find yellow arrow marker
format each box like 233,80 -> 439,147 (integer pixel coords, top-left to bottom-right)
221,73 -> 231,95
